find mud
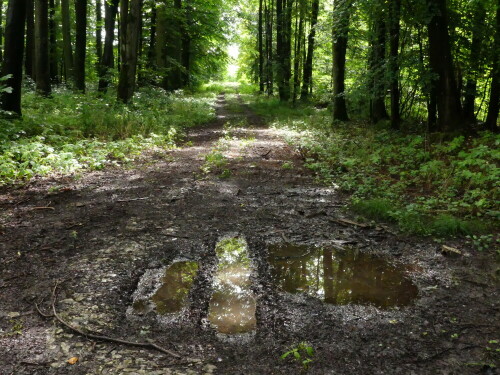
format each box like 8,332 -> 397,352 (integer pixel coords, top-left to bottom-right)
0,92 -> 499,374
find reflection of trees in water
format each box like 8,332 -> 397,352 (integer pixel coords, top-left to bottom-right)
152,261 -> 199,314
269,245 -> 418,309
209,237 -> 256,334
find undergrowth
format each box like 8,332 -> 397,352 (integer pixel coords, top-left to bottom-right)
249,96 -> 499,238
0,87 -> 215,185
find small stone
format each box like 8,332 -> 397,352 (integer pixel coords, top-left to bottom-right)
7,311 -> 20,318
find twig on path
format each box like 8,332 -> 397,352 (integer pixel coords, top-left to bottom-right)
331,218 -> 369,228
31,206 -> 55,211
116,197 -> 150,203
35,281 -> 181,359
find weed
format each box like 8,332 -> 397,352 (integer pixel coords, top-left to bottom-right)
282,161 -> 294,170
281,342 -> 315,371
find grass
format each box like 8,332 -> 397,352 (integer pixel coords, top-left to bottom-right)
246,96 -> 499,238
0,86 -> 216,185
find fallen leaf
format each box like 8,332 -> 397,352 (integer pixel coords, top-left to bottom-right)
67,357 -> 79,365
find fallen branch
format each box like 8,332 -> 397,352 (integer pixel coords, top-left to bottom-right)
116,197 -> 150,203
331,218 -> 369,228
32,207 -> 55,211
36,281 -> 181,359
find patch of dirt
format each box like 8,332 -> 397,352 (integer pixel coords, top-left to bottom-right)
0,93 -> 499,374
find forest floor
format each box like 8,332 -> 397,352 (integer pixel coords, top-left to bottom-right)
0,92 -> 499,375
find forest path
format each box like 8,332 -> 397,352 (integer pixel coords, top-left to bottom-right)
0,92 -> 498,374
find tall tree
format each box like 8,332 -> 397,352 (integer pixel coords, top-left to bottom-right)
0,0 -> 3,63
74,0 -> 87,91
485,0 -> 499,132
369,2 -> 389,123
61,0 -> 73,83
265,0 -> 274,95
117,0 -> 143,102
96,0 -> 103,62
292,0 -> 305,102
301,0 -> 319,100
276,0 -> 293,101
48,0 -> 58,82
35,0 -> 51,95
332,0 -> 351,121
426,0 -> 464,132
258,0 -> 264,92
25,0 -> 35,79
1,0 -> 27,115
98,0 -> 119,91
388,0 -> 401,129
180,1 -> 191,87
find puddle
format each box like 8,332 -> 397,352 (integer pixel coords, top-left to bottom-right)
208,237 -> 256,334
268,244 -> 418,309
145,261 -> 199,315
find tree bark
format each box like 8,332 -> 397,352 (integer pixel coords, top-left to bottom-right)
98,0 -> 118,91
61,0 -> 73,83
35,0 -> 51,95
148,1 -> 156,67
74,0 -> 87,92
1,0 -> 27,115
301,0 -> 319,100
485,0 -> 499,132
0,0 -> 3,63
332,0 -> 351,121
180,1 -> 191,87
117,0 -> 143,103
292,0 -> 304,102
426,0 -> 465,132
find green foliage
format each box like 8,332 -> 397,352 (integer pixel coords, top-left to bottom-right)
0,87 -> 215,185
250,97 -> 499,238
281,342 -> 315,371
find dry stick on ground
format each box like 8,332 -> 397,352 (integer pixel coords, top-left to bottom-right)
35,281 -> 181,359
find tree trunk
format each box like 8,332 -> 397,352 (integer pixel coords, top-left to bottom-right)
61,0 -> 73,83
332,0 -> 350,121
96,0 -> 103,62
98,0 -> 118,91
0,0 -> 3,63
258,0 -> 264,92
117,0 -> 142,103
25,0 -> 35,79
301,0 -> 319,100
1,0 -> 27,115
35,0 -> 51,96
426,0 -> 465,132
163,0 -> 182,90
265,0 -> 274,95
74,0 -> 87,92
485,0 -> 499,132
389,0 -> 401,129
292,0 -> 304,103
180,2 -> 191,87
369,5 -> 389,123
148,1 -> 156,67
49,0 -> 58,83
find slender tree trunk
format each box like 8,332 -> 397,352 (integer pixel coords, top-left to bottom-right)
332,0 -> 351,121
258,0 -> 264,92
96,0 -> 103,62
485,0 -> 499,132
117,0 -> 143,103
301,0 -> 319,100
164,0 -> 182,90
389,0 -> 401,129
98,0 -> 118,91
148,1 -> 156,67
49,0 -> 58,82
25,0 -> 35,79
369,5 -> 389,123
1,0 -> 27,115
35,0 -> 51,95
61,0 -> 73,83
0,0 -> 3,63
426,0 -> 465,132
74,0 -> 87,92
292,0 -> 304,103
266,0 -> 274,95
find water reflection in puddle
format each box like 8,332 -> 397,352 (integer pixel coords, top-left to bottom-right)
149,261 -> 199,315
268,244 -> 418,309
208,238 -> 256,334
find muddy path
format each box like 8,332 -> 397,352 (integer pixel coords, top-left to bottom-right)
1,93 -> 499,374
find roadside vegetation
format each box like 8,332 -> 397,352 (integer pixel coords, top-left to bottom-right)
246,93 -> 499,240
0,87 -> 216,185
